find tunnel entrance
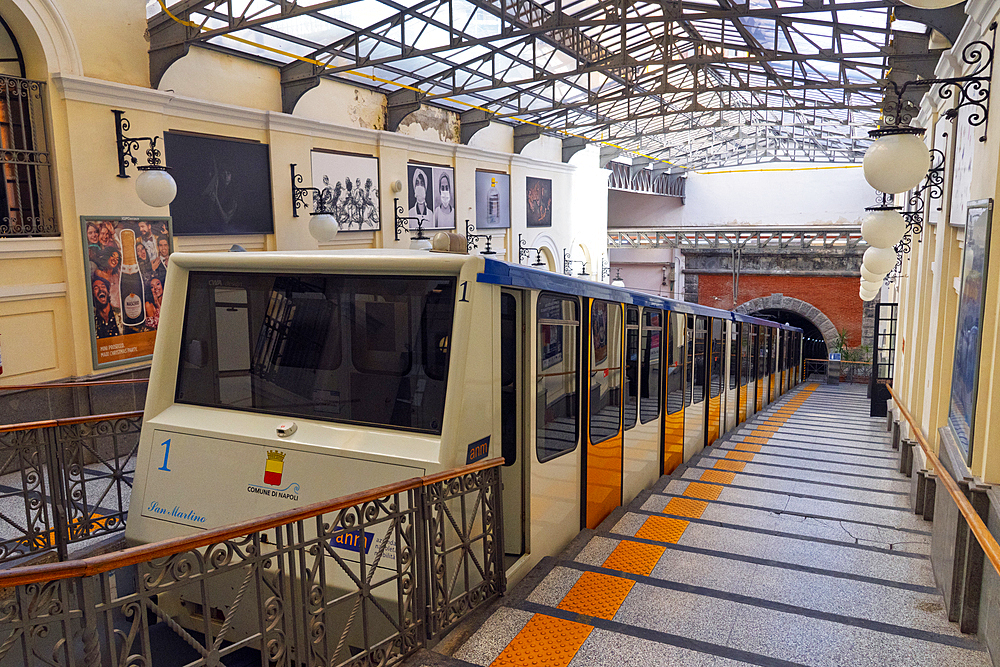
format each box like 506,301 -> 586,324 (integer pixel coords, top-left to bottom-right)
751,308 -> 828,360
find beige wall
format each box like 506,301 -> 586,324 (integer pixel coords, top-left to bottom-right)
0,0 -> 609,386
892,6 -> 1000,485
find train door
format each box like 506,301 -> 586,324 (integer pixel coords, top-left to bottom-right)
663,311 -> 685,474
622,307 -> 659,503
683,315 -> 707,461
768,329 -> 777,404
738,323 -> 749,423
500,290 -> 526,564
707,318 -> 723,446
725,322 -> 739,432
584,299 -> 623,530
755,326 -> 766,412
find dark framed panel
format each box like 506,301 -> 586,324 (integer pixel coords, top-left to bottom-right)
407,163 -> 454,230
948,198 -> 993,464
475,170 -> 510,229
526,176 -> 552,227
312,150 -> 381,232
164,132 -> 274,236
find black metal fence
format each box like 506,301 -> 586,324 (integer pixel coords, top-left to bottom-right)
0,459 -> 505,667
0,411 -> 141,563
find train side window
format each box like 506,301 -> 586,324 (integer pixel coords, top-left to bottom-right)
710,318 -> 723,399
729,323 -> 740,390
537,293 -> 580,462
692,316 -> 707,405
684,315 -> 694,405
589,300 -> 623,444
750,326 -> 759,381
640,310 -> 661,424
666,312 -> 685,415
623,306 -> 639,431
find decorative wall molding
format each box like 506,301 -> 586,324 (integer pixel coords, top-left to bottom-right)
52,75 -> 577,175
0,281 -> 66,302
0,236 -> 62,258
13,0 -> 83,75
172,234 -> 268,252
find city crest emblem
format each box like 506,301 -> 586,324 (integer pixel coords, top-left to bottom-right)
264,450 -> 285,486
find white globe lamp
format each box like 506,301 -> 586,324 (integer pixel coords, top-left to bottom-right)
863,128 -> 929,194
861,208 -> 907,249
861,265 -> 886,283
898,0 -> 963,7
862,246 -> 898,275
135,167 -> 177,208
860,290 -> 878,302
861,279 -> 882,293
308,213 -> 339,243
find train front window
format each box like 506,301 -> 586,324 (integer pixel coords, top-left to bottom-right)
176,272 -> 456,434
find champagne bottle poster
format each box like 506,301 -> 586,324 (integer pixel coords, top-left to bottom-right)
474,170 -> 510,229
80,216 -> 174,368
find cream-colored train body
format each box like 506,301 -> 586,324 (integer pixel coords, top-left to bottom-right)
126,250 -> 802,636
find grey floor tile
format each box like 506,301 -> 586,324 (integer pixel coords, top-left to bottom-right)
570,628 -> 717,667
452,608 -> 534,666
526,566 -> 583,607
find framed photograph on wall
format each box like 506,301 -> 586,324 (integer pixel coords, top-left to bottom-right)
526,176 -> 552,227
163,132 -> 274,236
948,198 -> 993,464
475,170 -> 510,229
81,216 -> 174,369
311,150 -> 381,232
407,163 -> 455,230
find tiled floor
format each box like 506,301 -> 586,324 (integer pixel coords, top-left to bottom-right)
428,383 -> 992,667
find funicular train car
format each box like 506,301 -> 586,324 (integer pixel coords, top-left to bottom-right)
125,248 -> 802,644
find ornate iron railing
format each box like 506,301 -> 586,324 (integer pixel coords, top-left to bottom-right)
0,411 -> 141,563
0,458 -> 505,667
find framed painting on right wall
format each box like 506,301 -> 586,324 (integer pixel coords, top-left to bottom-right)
948,198 -> 993,465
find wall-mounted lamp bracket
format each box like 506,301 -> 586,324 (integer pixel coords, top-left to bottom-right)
114,109 -> 166,178
518,234 -> 545,266
563,249 -> 588,276
290,163 -> 334,218
394,197 -> 428,242
465,220 -> 496,255
599,258 -> 611,281
879,22 -> 996,141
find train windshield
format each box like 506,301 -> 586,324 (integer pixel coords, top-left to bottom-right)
175,272 -> 456,434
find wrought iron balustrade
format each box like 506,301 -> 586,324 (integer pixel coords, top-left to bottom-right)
0,457 -> 505,667
0,410 -> 140,563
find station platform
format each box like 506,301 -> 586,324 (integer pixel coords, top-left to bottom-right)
414,382 -> 993,667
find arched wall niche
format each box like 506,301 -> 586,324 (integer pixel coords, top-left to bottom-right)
0,0 -> 82,79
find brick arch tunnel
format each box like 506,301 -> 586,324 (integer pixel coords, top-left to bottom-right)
735,295 -> 836,360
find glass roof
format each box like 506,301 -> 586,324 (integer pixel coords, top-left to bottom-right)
148,0 -> 926,169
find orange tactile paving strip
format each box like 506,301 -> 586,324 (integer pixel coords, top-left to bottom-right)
490,614 -> 593,667
750,430 -> 773,438
636,515 -> 690,543
558,571 -> 635,620
756,424 -> 781,431
682,482 -> 723,501
700,469 -> 736,485
713,459 -> 746,472
726,450 -> 756,462
602,540 -> 666,576
663,497 -> 709,519
735,442 -> 763,453
743,436 -> 770,445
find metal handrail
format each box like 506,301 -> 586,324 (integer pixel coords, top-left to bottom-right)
0,456 -> 504,587
887,384 -> 1000,577
0,409 -> 144,433
0,379 -> 149,392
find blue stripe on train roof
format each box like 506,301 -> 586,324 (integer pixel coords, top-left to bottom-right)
478,258 -> 801,332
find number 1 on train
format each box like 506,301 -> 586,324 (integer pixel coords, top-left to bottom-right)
158,439 -> 172,472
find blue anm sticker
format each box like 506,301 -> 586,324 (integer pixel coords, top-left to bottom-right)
466,436 -> 490,465
331,530 -> 375,554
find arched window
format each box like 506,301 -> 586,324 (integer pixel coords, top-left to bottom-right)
0,15 -> 53,237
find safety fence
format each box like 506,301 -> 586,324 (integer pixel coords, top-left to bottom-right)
0,410 -> 141,563
801,358 -> 872,384
0,457 -> 505,667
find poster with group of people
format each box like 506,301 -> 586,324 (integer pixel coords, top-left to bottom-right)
83,216 -> 173,368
